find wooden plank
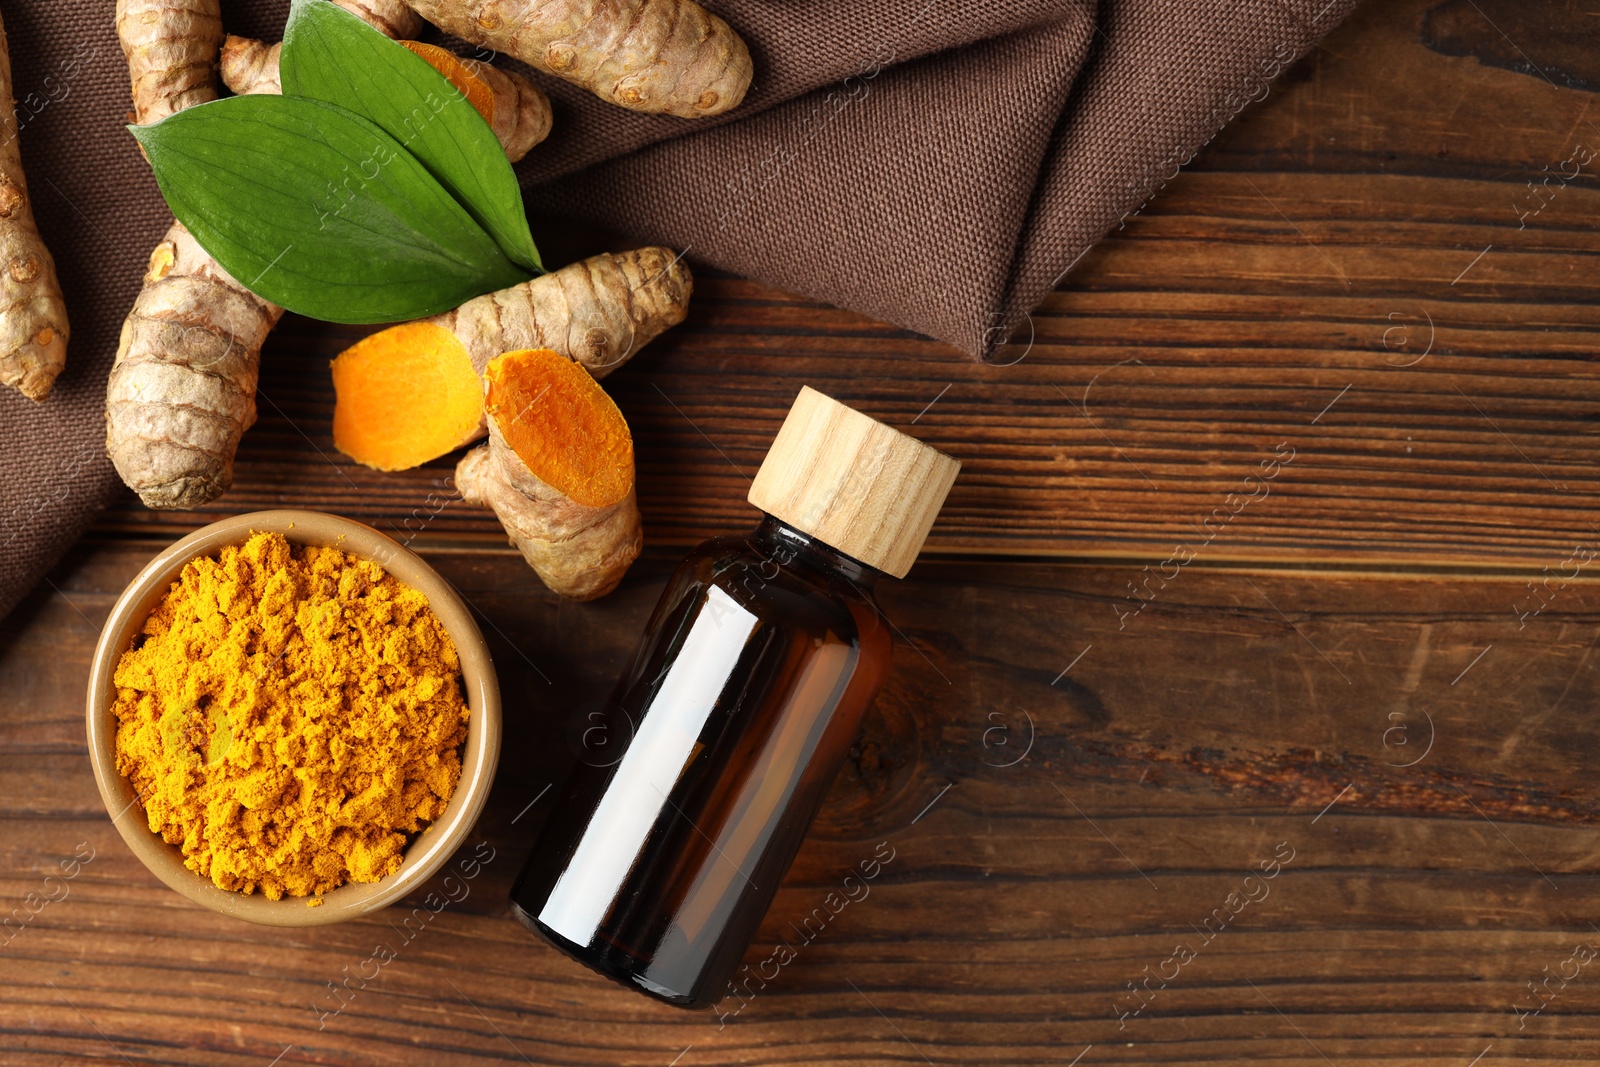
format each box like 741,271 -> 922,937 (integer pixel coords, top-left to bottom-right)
89,0 -> 1600,568
4,539 -> 1600,1065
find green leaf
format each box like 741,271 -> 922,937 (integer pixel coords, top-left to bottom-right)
131,95 -> 530,324
281,0 -> 541,273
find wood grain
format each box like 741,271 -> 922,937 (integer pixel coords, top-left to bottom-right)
16,0 -> 1600,1064
90,0 -> 1600,569
4,541 -> 1600,1065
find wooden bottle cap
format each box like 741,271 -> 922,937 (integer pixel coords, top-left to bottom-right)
748,387 -> 960,578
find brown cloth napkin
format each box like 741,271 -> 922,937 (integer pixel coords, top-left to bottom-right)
0,0 -> 1357,623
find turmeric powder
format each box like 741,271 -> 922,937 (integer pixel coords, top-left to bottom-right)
111,531 -> 469,899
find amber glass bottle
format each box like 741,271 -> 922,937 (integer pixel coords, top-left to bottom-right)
509,386 -> 959,1009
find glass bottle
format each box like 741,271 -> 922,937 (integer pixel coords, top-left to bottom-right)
508,386 -> 960,1009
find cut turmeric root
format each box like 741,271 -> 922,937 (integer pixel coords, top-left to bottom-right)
331,247 -> 691,471
399,0 -> 752,118
221,36 -> 552,162
0,7 -> 69,401
401,43 -> 552,162
456,349 -> 641,600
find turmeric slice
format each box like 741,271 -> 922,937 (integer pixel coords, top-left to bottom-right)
330,248 -> 692,471
456,349 -> 641,600
402,0 -> 753,118
331,322 -> 482,472
222,36 -> 552,162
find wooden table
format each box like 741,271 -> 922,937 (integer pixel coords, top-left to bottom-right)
6,1 -> 1600,1062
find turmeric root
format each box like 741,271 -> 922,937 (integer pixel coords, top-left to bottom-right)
332,247 -> 690,471
115,0 -> 223,124
106,0 -> 428,507
216,0 -> 418,98
123,0 -> 416,117
456,349 -> 641,600
218,36 -> 282,95
109,0 -> 276,508
325,0 -> 425,39
106,224 -> 284,508
399,0 -> 753,118
0,8 -> 69,401
221,36 -> 552,162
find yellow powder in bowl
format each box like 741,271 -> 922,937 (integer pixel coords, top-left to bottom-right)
110,531 -> 469,900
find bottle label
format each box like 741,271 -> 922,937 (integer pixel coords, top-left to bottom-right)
537,584 -> 760,944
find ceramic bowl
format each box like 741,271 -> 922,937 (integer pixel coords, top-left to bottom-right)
85,510 -> 501,927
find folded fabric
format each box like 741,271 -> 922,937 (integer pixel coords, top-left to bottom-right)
0,0 -> 1357,623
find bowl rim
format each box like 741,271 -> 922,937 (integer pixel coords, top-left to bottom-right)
85,509 -> 502,927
